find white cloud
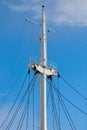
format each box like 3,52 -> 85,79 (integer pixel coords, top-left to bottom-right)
51,0 -> 87,26
9,4 -> 30,12
7,0 -> 41,14
2,0 -> 87,26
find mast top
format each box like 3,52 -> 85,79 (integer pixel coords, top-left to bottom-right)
42,5 -> 45,10
42,5 -> 45,8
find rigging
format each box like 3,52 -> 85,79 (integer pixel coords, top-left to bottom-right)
58,74 -> 87,101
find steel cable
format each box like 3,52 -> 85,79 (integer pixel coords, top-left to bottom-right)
5,74 -> 37,130
50,82 -> 60,130
17,75 -> 37,130
59,75 -> 87,101
0,63 -> 28,112
17,99 -> 28,130
46,77 -> 87,115
59,96 -> 76,130
53,78 -> 76,130
0,72 -> 28,129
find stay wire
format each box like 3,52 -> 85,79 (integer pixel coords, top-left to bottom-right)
60,75 -> 87,101
61,92 -> 87,115
48,83 -> 55,130
0,72 -> 28,129
33,79 -> 35,130
50,85 -> 57,130
19,77 -> 37,130
5,74 -> 37,130
29,25 -> 40,58
2,21 -> 26,103
1,21 -> 27,109
59,96 -> 76,130
2,21 -> 26,98
5,86 -> 28,130
17,80 -> 31,130
59,96 -> 74,130
0,63 -> 28,112
15,27 -> 34,69
53,78 -> 76,130
52,81 -> 87,115
26,73 -> 30,130
12,20 -> 26,68
46,77 -> 87,115
26,94 -> 29,130
47,82 -> 51,107
51,86 -> 60,130
57,77 -> 61,130
30,24 -> 34,57
17,98 -> 28,130
17,75 -> 37,130
49,80 -> 60,130
53,79 -> 76,130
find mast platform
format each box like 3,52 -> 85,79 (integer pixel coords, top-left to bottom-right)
29,62 -> 58,76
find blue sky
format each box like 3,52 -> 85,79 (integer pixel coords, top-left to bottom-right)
0,0 -> 87,130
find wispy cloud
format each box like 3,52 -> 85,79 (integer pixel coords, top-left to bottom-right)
2,0 -> 87,26
50,0 -> 87,26
9,4 -> 30,12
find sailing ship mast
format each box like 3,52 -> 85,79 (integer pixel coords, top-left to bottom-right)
40,5 -> 47,130
29,5 -> 57,130
0,2 -> 86,130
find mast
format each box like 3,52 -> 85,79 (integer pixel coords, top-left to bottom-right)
29,5 -> 57,130
40,5 -> 47,130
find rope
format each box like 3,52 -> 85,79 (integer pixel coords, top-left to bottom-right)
1,21 -> 26,107
60,75 -> 87,101
5,73 -> 37,130
53,78 -> 76,130
50,81 -> 60,130
26,94 -> 29,130
0,72 -> 28,129
17,75 -> 37,130
0,63 -> 28,111
47,83 -> 51,107
33,77 -> 35,130
48,83 -> 55,130
57,77 -> 61,130
26,73 -> 30,130
17,99 -> 28,130
59,96 -> 76,130
48,78 -> 87,115
3,21 -> 26,90
60,97 -> 74,130
49,78 -> 76,130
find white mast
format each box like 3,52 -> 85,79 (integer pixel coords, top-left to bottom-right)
29,5 -> 57,130
40,5 -> 47,130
